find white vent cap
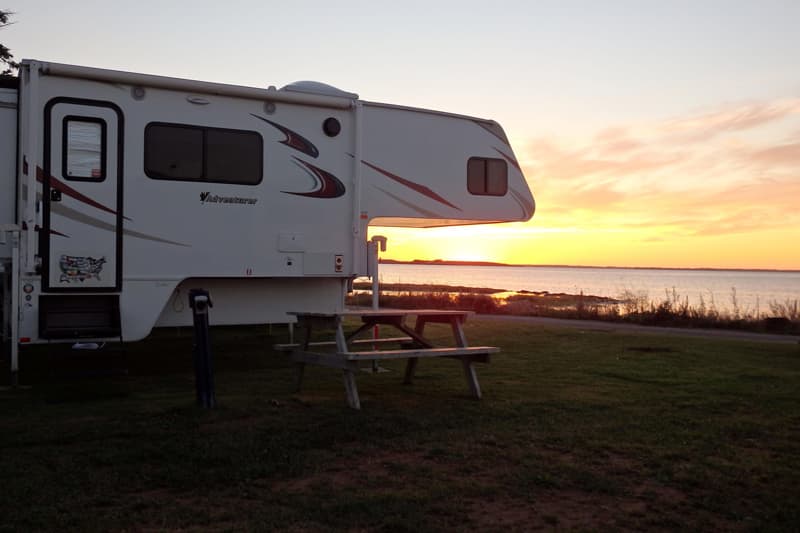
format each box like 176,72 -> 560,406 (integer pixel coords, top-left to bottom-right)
280,80 -> 358,99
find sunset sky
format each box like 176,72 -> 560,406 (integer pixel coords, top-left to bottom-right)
4,1 -> 799,270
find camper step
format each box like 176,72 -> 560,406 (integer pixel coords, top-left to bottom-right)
39,295 -> 121,340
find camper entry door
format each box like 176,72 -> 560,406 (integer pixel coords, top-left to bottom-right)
42,99 -> 123,292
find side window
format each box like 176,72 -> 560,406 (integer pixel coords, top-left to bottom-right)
63,117 -> 106,181
467,157 -> 508,196
205,129 -> 263,184
145,124 -> 203,180
144,123 -> 263,185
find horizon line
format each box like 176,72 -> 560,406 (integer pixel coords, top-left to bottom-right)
379,258 -> 800,274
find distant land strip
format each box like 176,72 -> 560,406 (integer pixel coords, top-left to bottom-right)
379,259 -> 800,273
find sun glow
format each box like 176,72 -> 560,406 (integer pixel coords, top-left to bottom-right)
5,2 -> 799,273
369,94 -> 800,271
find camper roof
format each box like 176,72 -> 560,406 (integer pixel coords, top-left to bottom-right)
26,59 -> 356,110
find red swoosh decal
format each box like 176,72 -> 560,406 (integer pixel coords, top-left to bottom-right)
286,158 -> 346,198
34,224 -> 70,238
493,147 -> 522,173
37,167 -> 129,220
360,159 -> 461,211
250,114 -> 319,158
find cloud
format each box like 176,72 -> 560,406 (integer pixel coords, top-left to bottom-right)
520,96 -> 800,240
746,141 -> 800,167
654,99 -> 800,143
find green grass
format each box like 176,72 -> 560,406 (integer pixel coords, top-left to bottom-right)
1,321 -> 799,531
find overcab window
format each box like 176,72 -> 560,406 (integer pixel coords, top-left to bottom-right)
145,123 -> 263,185
63,117 -> 106,181
467,157 -> 507,196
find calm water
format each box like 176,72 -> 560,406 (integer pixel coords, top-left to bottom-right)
375,264 -> 800,314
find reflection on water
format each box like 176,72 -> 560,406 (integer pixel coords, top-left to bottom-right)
372,264 -> 800,314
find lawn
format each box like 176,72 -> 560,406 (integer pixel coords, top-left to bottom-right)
1,320 -> 798,531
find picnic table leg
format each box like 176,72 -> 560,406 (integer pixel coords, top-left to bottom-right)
292,318 -> 315,393
343,369 -> 361,409
449,317 -> 481,399
461,357 -> 482,399
403,357 -> 419,385
447,315 -> 469,348
334,316 -> 347,352
451,319 -> 469,348
401,317 -> 430,384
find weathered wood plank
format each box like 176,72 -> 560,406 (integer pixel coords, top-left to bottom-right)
274,337 -> 412,352
339,346 -> 498,361
461,358 -> 482,399
343,370 -> 361,410
290,351 -> 359,370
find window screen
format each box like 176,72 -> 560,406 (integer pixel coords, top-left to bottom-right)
145,123 -> 263,185
467,157 -> 508,196
63,117 -> 106,181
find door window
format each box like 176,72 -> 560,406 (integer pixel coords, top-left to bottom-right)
63,117 -> 107,181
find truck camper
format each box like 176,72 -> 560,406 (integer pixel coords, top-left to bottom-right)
0,60 -> 535,381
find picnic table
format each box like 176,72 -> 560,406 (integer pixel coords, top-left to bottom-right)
276,309 -> 498,409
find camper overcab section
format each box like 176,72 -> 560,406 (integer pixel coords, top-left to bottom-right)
0,60 -> 535,380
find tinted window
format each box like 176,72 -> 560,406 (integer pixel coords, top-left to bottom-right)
205,129 -> 263,184
467,157 -> 507,196
145,123 -> 263,185
145,124 -> 203,180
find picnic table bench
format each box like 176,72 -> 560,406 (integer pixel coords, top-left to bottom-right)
276,309 -> 498,409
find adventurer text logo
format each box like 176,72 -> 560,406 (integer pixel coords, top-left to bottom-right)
200,192 -> 258,205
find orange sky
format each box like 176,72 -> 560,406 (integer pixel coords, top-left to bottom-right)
8,2 -> 799,270
373,98 -> 800,270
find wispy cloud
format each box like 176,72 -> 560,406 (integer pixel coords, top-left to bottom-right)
746,141 -> 800,168
654,99 -> 800,143
521,97 -> 800,240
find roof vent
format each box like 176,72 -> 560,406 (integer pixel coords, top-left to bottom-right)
280,81 -> 358,99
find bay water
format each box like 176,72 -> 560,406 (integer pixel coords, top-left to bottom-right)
375,264 -> 800,315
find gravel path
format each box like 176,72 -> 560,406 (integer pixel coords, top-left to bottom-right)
475,314 -> 800,345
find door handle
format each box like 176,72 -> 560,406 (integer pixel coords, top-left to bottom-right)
50,189 -> 62,202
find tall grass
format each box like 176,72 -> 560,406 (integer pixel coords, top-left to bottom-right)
347,285 -> 800,335
349,290 -> 500,314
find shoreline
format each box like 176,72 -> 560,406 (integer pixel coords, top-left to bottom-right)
348,281 -> 799,335
351,281 -> 618,306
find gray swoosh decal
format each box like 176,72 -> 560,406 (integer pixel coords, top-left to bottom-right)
510,188 -> 534,219
373,186 -> 443,218
50,203 -> 190,247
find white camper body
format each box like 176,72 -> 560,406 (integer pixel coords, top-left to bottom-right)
0,60 -> 534,376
